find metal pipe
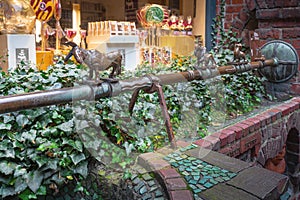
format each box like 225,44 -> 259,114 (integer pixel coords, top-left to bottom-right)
0,58 -> 278,114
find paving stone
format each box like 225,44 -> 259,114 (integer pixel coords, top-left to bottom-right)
158,168 -> 181,179
169,190 -> 193,200
166,178 -> 187,190
203,182 -> 214,189
227,166 -> 288,199
142,193 -> 152,200
154,189 -> 163,197
139,185 -> 147,195
199,183 -> 260,200
148,180 -> 156,187
142,173 -> 153,181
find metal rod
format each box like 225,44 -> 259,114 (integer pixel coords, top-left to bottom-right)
0,58 -> 278,114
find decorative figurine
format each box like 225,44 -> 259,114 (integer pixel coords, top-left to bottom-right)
184,15 -> 193,35
233,43 -> 246,62
177,16 -> 185,32
64,41 -> 122,80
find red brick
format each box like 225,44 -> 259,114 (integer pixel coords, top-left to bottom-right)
267,108 -> 282,122
226,5 -> 244,13
219,141 -> 241,158
240,132 -> 261,153
274,0 -> 299,7
259,112 -> 272,125
193,139 -> 213,149
291,83 -> 300,95
241,120 -> 255,133
238,8 -> 250,22
232,0 -> 244,4
246,0 -> 257,11
221,128 -> 236,144
247,117 -> 261,130
256,8 -> 280,19
254,115 -> 268,127
265,0 -> 276,8
256,0 -> 268,8
235,122 -> 250,137
170,190 -> 193,200
281,7 -> 300,19
257,28 -> 282,40
166,178 -> 187,190
232,18 -> 244,30
226,125 -> 243,140
158,168 -> 181,179
276,104 -> 292,116
283,28 -> 300,38
289,101 -> 300,112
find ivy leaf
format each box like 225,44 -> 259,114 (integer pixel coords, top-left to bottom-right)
0,148 -> 15,158
0,123 -> 12,130
21,130 -> 37,142
0,160 -> 16,175
3,114 -> 15,123
70,153 -> 86,165
26,170 -> 44,193
124,142 -> 135,156
14,166 -> 27,177
57,120 -> 73,132
14,176 -> 27,194
1,185 -> 18,198
73,160 -> 88,178
16,114 -> 30,127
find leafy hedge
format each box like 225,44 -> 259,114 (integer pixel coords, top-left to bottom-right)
0,51 -> 265,199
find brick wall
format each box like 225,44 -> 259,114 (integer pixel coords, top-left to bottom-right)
216,0 -> 300,97
193,97 -> 300,193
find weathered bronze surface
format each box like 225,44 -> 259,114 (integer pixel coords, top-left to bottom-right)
258,40 -> 299,83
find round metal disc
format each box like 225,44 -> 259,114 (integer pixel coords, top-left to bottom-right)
258,40 -> 299,83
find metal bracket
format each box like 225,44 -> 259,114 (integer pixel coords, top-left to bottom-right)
129,75 -> 177,149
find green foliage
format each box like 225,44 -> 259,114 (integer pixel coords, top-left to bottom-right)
210,0 -> 266,116
0,41 -> 265,199
0,64 -> 91,199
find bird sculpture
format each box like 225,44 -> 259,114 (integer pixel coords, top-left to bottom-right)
64,41 -> 122,80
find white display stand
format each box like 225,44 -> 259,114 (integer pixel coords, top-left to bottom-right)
0,34 -> 36,72
87,35 -> 139,71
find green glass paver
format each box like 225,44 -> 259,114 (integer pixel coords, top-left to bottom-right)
189,179 -> 198,185
164,152 -> 237,195
185,175 -> 192,181
200,172 -> 208,176
171,162 -> 179,168
194,189 -> 202,193
191,171 -> 200,176
215,177 -> 225,183
228,172 -> 237,178
186,168 -> 193,172
203,182 -> 214,189
193,175 -> 200,181
182,171 -> 190,176
199,178 -> 208,185
210,179 -> 218,185
211,173 -> 220,178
